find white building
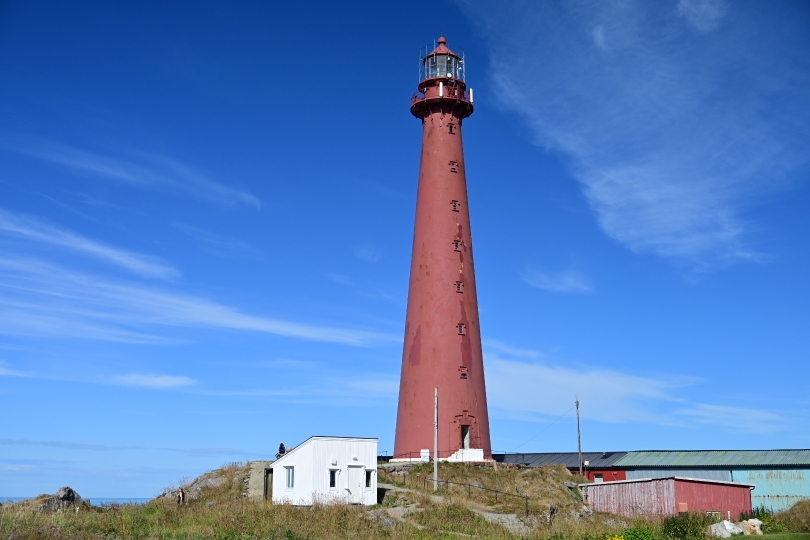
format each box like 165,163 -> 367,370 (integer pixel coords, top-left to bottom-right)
270,436 -> 378,506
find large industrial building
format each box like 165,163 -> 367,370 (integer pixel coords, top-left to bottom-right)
494,449 -> 810,511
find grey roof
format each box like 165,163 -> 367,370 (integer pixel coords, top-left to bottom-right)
495,452 -> 627,468
614,450 -> 810,468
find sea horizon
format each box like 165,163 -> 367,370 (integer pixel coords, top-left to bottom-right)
2,497 -> 152,506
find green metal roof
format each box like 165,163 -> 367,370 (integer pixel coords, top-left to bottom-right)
614,450 -> 810,468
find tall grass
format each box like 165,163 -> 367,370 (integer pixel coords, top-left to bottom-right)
778,500 -> 810,533
1,498 -> 421,540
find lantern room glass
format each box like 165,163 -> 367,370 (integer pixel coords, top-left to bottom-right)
418,43 -> 466,83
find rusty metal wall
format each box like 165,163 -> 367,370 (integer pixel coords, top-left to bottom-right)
581,478 -> 675,517
627,469 -> 732,481
673,479 -> 751,519
731,469 -> 810,511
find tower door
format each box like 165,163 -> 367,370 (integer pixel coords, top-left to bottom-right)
346,466 -> 363,504
461,425 -> 471,449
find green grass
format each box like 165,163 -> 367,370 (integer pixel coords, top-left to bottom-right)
762,534 -> 810,540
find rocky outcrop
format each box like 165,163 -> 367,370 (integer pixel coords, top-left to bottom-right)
31,487 -> 85,512
186,475 -> 226,499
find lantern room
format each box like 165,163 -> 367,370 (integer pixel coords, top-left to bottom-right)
419,36 -> 465,82
411,36 -> 473,119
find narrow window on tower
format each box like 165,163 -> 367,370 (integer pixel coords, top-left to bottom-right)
455,281 -> 463,293
459,366 -> 468,379
453,240 -> 462,252
449,161 -> 458,173
457,323 -> 466,335
448,124 -> 456,134
451,200 -> 459,212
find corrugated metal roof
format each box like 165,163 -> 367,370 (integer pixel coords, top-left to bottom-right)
495,452 -> 627,468
615,450 -> 810,468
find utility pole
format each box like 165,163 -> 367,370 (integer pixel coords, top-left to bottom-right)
576,395 -> 583,476
434,387 -> 439,491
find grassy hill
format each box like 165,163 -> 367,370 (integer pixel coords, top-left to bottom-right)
2,461 -> 808,539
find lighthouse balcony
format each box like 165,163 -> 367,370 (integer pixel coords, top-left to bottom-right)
410,81 -> 474,118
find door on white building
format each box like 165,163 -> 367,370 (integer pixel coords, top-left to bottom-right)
346,466 -> 363,504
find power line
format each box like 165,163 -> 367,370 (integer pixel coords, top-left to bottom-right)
511,404 -> 576,452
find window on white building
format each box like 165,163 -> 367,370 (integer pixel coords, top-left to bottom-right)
285,466 -> 295,488
329,469 -> 337,488
365,470 -> 373,488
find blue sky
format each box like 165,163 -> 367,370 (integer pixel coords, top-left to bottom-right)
1,0 -> 808,497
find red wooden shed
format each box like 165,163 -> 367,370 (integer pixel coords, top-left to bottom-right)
580,477 -> 753,518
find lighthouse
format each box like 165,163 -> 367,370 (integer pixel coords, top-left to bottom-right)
394,36 -> 492,461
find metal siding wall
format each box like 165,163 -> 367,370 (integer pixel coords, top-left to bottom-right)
586,469 -> 627,482
583,478 -> 674,517
673,479 -> 751,519
627,469 -> 731,481
731,469 -> 810,511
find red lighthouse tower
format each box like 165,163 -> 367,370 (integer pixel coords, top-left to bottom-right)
394,36 -> 492,461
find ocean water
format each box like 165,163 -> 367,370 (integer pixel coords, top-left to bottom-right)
2,497 -> 150,506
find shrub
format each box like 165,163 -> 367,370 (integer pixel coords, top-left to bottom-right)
740,505 -> 786,533
661,512 -> 712,540
624,525 -> 659,540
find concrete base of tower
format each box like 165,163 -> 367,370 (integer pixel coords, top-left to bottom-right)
388,449 -> 495,464
445,448 -> 487,462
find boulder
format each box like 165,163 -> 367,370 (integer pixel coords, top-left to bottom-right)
735,519 -> 764,535
707,520 -> 744,538
366,508 -> 396,529
187,475 -> 226,499
38,487 -> 84,512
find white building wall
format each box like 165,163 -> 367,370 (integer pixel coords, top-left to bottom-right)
271,437 -> 377,506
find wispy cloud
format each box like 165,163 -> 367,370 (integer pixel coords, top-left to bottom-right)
677,0 -> 727,33
457,0 -> 810,267
0,361 -> 29,377
113,373 -> 197,389
483,339 -> 540,358
205,373 -> 399,406
0,209 -> 178,280
174,223 -> 254,259
484,343 -> 789,434
0,256 -> 397,346
521,268 -> 592,293
676,404 -> 788,434
486,355 -> 678,423
7,138 -> 260,208
327,273 -> 354,286
0,438 -> 257,456
354,247 -> 382,263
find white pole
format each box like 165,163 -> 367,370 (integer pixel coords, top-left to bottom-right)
439,81 -> 443,98
577,395 -> 583,476
469,88 -> 473,104
434,387 -> 438,491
